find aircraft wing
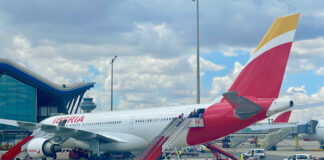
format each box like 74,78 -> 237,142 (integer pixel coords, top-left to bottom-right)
288,102 -> 324,111
248,101 -> 324,131
0,119 -> 126,143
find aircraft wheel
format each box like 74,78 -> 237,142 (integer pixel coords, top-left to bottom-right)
270,145 -> 277,150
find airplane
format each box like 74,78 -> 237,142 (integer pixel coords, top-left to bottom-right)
0,13 -> 300,159
302,120 -> 324,149
248,102 -> 324,150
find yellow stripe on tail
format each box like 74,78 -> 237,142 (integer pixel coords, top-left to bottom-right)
252,13 -> 300,56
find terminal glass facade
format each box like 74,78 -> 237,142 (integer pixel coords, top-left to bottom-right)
0,74 -> 36,129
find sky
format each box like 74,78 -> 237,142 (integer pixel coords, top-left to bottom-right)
0,0 -> 323,122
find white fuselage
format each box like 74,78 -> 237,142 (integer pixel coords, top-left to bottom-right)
41,104 -> 209,151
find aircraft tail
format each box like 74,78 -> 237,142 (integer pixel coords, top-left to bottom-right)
225,14 -> 300,99
273,111 -> 292,123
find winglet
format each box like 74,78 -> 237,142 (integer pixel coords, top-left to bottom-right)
0,119 -> 20,127
222,91 -> 262,120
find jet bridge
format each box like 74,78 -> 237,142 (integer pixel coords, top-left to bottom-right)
261,120 -> 319,151
297,120 -> 318,134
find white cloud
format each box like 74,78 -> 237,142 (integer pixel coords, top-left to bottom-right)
310,86 -> 324,102
315,67 -> 324,76
188,55 -> 225,73
288,37 -> 324,75
292,37 -> 324,57
120,22 -> 191,58
200,45 -> 253,58
12,36 -> 31,58
0,31 -> 225,111
2,36 -> 89,84
282,85 -> 310,104
210,62 -> 244,96
0,1 -> 323,114
281,86 -> 324,122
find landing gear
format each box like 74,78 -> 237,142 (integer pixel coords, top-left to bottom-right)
222,136 -> 231,148
69,149 -> 89,159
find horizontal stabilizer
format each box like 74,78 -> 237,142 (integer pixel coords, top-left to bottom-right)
223,91 -> 262,120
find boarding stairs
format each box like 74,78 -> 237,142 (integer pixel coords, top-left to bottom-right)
1,136 -> 34,160
204,143 -> 237,160
231,136 -> 251,148
261,127 -> 297,150
137,116 -> 204,160
1,129 -> 45,160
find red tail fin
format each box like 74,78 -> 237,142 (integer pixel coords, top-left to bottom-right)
225,14 -> 300,99
273,111 -> 292,123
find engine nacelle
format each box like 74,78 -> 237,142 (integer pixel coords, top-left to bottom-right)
266,98 -> 294,117
27,138 -> 62,159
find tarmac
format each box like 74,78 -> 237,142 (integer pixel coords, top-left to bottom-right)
2,139 -> 324,159
167,139 -> 324,160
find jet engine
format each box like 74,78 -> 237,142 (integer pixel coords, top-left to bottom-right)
266,98 -> 294,117
27,137 -> 62,159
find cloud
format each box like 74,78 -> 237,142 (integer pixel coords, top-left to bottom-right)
94,54 -> 224,109
0,31 -> 226,110
188,55 -> 225,72
3,22 -> 192,61
2,36 -> 89,84
287,37 -> 324,75
2,0 -> 324,47
209,62 -> 244,96
0,0 -> 323,113
315,67 -> 324,76
282,85 -> 310,104
310,86 -> 324,102
292,37 -> 324,58
281,86 -> 324,122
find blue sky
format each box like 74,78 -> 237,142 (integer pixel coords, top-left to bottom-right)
0,1 -> 323,120
200,50 -> 249,90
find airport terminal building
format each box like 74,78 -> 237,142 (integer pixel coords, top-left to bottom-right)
0,59 -> 94,142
